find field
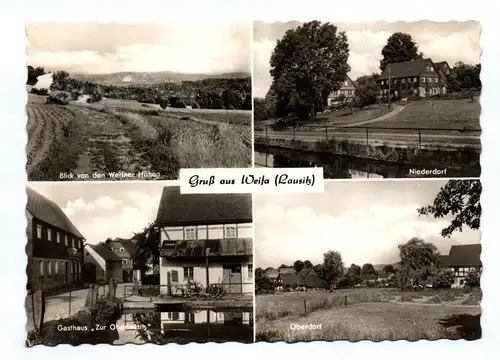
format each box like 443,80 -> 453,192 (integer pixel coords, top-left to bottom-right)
26,100 -> 252,181
256,288 -> 482,342
365,99 -> 481,130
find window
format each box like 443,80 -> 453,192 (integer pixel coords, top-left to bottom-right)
47,228 -> 52,241
55,261 -> 59,274
225,225 -> 237,238
36,225 -> 42,239
185,227 -> 196,240
422,77 -> 426,83
47,261 -> 51,275
171,270 -> 179,283
56,232 -> 60,243
344,81 -> 348,86
168,312 -> 180,321
434,78 -> 438,83
183,267 -> 194,281
71,238 -> 75,248
402,78 -> 406,83
430,67 -> 434,72
248,264 -> 253,279
65,235 -> 68,246
381,80 -> 385,85
122,259 -> 128,265
414,77 -> 417,82
120,247 -> 124,253
185,312 -> 195,323
76,240 -> 80,248
427,77 -> 432,83
39,260 -> 44,276
426,67 -> 429,71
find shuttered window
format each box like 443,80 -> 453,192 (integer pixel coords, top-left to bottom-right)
171,270 -> 179,283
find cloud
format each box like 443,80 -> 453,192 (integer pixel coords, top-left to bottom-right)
61,192 -> 160,244
27,23 -> 251,74
255,201 -> 479,269
253,21 -> 480,98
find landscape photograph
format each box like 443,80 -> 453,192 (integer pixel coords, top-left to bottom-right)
253,21 -> 481,179
254,179 -> 481,342
26,183 -> 254,345
26,22 -> 252,181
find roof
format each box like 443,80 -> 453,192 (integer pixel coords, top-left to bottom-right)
440,244 -> 482,267
26,187 -> 84,238
88,243 -> 122,262
379,58 -> 434,80
341,75 -> 356,89
279,267 -> 296,274
264,268 -> 279,278
156,186 -> 252,226
435,61 -> 451,70
110,238 -> 136,255
160,238 -> 252,258
279,272 -> 304,287
278,268 -> 325,288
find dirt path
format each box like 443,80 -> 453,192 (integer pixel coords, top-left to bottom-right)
340,104 -> 406,127
72,107 -> 153,177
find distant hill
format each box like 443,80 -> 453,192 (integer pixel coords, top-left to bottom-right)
70,71 -> 251,86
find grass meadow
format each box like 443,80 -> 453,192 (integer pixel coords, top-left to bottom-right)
256,288 -> 482,342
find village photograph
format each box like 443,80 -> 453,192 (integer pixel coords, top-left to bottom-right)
254,179 -> 481,342
25,183 -> 254,345
253,21 -> 481,179
26,22 -> 252,182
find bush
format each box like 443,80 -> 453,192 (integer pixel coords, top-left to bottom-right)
465,268 -> 481,288
431,269 -> 455,289
31,88 -> 49,96
46,91 -> 71,105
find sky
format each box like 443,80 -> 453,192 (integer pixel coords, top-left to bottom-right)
255,180 -> 481,269
27,182 -> 170,245
26,22 -> 251,75
253,21 -> 481,98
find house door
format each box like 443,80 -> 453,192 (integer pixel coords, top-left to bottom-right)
222,265 -> 242,294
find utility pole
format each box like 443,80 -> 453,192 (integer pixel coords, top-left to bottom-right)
388,66 -> 391,109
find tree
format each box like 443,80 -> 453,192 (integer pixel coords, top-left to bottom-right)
133,223 -> 160,272
380,32 -> 423,72
302,260 -> 313,269
382,264 -> 396,275
222,89 -> 243,109
451,62 -> 482,91
322,250 -> 344,287
354,74 -> 380,106
398,238 -> 440,288
27,65 -> 45,85
431,268 -> 455,288
361,263 -> 378,279
465,268 -> 481,288
418,180 -> 481,238
269,21 -> 350,122
293,260 -> 305,273
346,264 -> 361,277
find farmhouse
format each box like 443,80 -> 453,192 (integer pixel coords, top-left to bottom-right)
378,58 -> 448,98
439,244 -> 482,288
105,238 -> 136,282
328,76 -> 356,105
84,243 -> 124,283
156,187 -> 253,295
275,267 -> 325,290
264,267 -> 279,281
26,187 -> 85,291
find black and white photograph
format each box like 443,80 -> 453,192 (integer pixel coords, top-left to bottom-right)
26,22 -> 252,182
254,179 -> 481,342
253,21 -> 481,179
25,183 -> 254,345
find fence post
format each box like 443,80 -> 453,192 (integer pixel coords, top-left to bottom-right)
365,128 -> 369,146
293,126 -> 295,141
304,299 -> 307,314
418,129 -> 422,148
265,124 -> 268,142
325,126 -> 328,141
344,295 -> 348,307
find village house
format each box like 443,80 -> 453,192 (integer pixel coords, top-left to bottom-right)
328,75 -> 356,105
438,244 -> 482,288
26,187 -> 85,292
274,267 -> 325,290
105,238 -> 136,282
264,267 -> 279,282
378,58 -> 449,98
156,187 -> 253,295
83,243 -> 124,283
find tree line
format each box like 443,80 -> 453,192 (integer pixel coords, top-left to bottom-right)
27,66 -> 252,110
256,179 -> 481,292
254,23 -> 481,122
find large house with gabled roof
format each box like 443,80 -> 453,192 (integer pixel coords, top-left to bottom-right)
378,58 -> 449,98
156,186 -> 253,295
26,187 -> 85,291
328,75 -> 357,105
438,244 -> 481,288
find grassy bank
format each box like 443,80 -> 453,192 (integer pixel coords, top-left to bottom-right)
27,297 -> 122,346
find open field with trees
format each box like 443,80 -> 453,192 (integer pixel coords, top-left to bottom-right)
26,102 -> 251,181
255,180 -> 482,342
